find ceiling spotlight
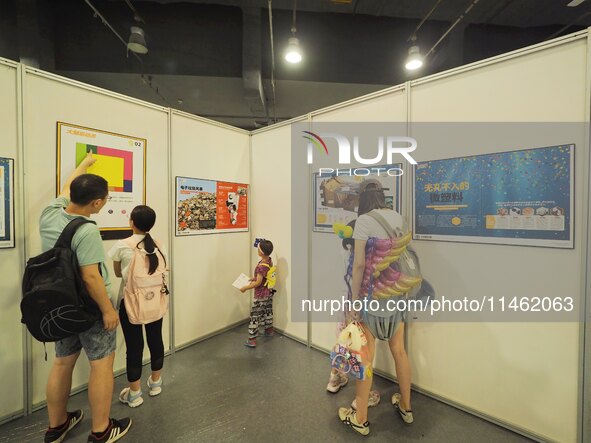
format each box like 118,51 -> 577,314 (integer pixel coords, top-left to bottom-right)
405,46 -> 423,71
127,26 -> 148,54
285,37 -> 302,63
285,0 -> 302,64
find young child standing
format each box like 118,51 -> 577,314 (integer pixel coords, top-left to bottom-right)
108,205 -> 167,408
240,239 -> 274,348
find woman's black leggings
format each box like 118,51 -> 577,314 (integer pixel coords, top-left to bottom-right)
119,301 -> 165,383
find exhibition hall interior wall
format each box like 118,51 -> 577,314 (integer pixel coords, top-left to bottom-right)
0,29 -> 589,443
0,65 -> 252,417
0,59 -> 24,422
250,32 -> 589,442
170,112 -> 251,348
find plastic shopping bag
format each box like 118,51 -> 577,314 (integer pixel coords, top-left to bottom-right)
329,321 -> 373,380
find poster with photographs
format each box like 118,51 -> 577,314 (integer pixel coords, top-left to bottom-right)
313,165 -> 402,233
176,176 -> 249,235
413,144 -> 574,248
0,157 -> 14,248
57,122 -> 146,239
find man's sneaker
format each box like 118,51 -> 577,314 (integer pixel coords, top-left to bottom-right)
326,371 -> 348,393
392,393 -> 414,424
87,418 -> 132,443
44,410 -> 84,443
244,338 -> 257,348
263,327 -> 275,336
147,376 -> 163,397
338,407 -> 370,436
351,390 -> 381,410
118,387 -> 143,408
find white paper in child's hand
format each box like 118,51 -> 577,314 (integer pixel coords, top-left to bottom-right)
232,273 -> 250,289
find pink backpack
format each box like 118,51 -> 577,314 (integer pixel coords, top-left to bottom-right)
123,238 -> 169,325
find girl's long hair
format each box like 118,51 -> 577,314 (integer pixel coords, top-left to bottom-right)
130,205 -> 159,274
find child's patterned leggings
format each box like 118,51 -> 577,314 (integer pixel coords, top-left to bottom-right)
248,297 -> 273,339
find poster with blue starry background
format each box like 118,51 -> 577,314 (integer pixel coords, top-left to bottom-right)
413,145 -> 573,248
0,157 -> 15,248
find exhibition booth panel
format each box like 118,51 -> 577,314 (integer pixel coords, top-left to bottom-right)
249,121 -> 308,343
170,111 -> 251,349
0,59 -> 25,422
22,68 -> 171,408
407,36 -> 587,443
250,31 -> 590,442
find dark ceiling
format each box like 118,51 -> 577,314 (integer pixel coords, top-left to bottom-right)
1,0 -> 590,129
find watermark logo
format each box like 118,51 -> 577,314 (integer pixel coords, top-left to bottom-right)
302,131 -> 329,162
303,132 -> 418,166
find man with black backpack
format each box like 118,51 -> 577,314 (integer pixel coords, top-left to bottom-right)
39,153 -> 131,443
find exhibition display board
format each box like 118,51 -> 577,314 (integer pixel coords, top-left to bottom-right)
57,122 -> 146,239
251,31 -> 589,443
23,71 -> 170,408
170,112 -> 251,348
413,144 -> 574,248
175,176 -> 249,235
0,60 -> 24,423
1,28 -> 590,443
0,157 -> 14,248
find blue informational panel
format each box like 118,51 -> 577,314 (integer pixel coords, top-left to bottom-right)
0,157 -> 14,248
413,145 -> 574,248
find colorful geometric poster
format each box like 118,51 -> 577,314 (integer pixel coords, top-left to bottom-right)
313,165 -> 402,233
0,157 -> 14,248
413,144 -> 574,248
58,123 -> 146,239
176,176 -> 249,236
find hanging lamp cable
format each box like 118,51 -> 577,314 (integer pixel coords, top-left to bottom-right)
291,0 -> 297,35
268,0 -> 277,123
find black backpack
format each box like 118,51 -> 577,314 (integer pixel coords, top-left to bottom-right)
21,218 -> 100,343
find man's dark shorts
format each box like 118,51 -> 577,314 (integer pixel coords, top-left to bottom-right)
55,320 -> 116,361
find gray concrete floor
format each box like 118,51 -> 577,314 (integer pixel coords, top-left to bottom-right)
0,325 -> 534,442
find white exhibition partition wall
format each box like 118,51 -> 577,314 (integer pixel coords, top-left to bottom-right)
0,29 -> 589,443
0,61 -> 25,421
250,33 -> 589,442
23,70 -> 171,406
249,122 -> 307,342
170,112 -> 251,348
407,38 -> 587,443
309,89 -> 408,378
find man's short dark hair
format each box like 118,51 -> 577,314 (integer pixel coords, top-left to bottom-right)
70,174 -> 109,205
259,239 -> 274,256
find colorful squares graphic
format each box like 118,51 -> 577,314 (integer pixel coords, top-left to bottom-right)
75,143 -> 133,193
76,143 -> 97,164
88,155 -> 124,188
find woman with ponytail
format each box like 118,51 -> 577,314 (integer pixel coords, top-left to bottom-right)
109,205 -> 167,408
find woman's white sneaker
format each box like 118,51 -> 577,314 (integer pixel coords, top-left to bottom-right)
391,393 -> 414,424
147,376 -> 162,397
326,371 -> 348,393
119,387 -> 143,408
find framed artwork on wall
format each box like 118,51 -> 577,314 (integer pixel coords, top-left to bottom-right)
0,157 -> 15,249
413,144 -> 574,248
57,122 -> 146,240
176,176 -> 249,236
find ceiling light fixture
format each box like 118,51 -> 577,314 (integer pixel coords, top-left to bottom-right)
405,0 -> 482,73
285,0 -> 302,64
124,0 -> 148,54
127,26 -> 148,54
567,0 -> 586,7
403,0 -> 442,72
405,45 -> 424,71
